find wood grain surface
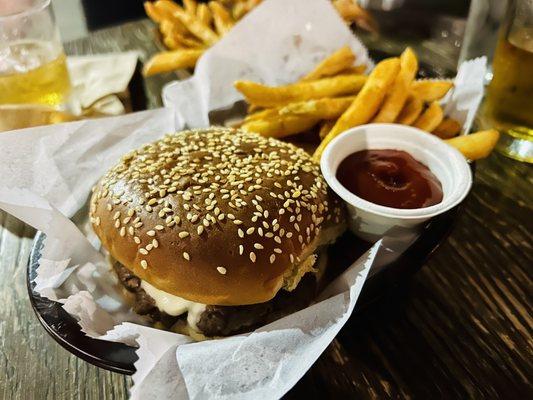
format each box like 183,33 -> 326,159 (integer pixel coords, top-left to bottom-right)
1,19 -> 532,400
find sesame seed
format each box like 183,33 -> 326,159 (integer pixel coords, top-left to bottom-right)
113,212 -> 120,220
146,244 -> 153,251
152,239 -> 159,248
147,230 -> 156,236
239,245 -> 244,255
139,248 -> 148,255
141,260 -> 148,269
254,243 -> 264,250
197,225 -> 204,235
249,252 -> 256,263
238,229 -> 244,238
178,231 -> 189,238
246,227 -> 255,235
270,254 -> 276,264
217,267 -> 227,275
183,252 -> 190,261
114,220 -> 120,228
134,236 -> 141,244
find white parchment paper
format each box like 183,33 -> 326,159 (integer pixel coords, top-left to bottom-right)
0,0 -> 486,398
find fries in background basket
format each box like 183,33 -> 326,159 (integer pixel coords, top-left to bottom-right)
232,45 -> 498,162
143,0 -> 379,76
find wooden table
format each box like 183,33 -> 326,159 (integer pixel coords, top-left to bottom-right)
1,20 -> 531,399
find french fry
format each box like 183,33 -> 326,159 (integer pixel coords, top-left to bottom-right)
333,0 -> 378,33
445,130 -> 500,160
209,1 -> 235,35
300,46 -> 356,81
243,107 -> 279,122
279,96 -> 355,119
411,80 -> 453,102
183,0 -> 198,16
232,0 -> 262,19
172,6 -> 219,45
432,117 -> 462,139
234,74 -> 367,107
153,1 -> 189,34
396,95 -> 423,125
313,57 -> 401,159
143,48 -> 204,76
318,120 -> 336,140
242,115 -> 319,138
176,33 -> 205,48
413,101 -> 444,132
339,65 -> 367,75
144,1 -> 165,23
196,3 -> 213,26
162,34 -> 182,49
373,47 -> 418,123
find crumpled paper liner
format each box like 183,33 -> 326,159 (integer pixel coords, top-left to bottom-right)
0,0 -> 486,398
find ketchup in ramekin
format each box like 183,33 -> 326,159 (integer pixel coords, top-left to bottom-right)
335,149 -> 443,209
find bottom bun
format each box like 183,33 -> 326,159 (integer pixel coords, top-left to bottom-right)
113,252 -> 329,337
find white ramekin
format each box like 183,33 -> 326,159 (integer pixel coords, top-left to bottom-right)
320,123 -> 472,242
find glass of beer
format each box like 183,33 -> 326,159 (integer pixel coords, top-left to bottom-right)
483,0 -> 533,163
0,0 -> 71,109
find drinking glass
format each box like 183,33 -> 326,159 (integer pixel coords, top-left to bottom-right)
0,0 -> 71,109
483,0 -> 533,163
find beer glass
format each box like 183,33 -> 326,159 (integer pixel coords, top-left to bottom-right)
484,0 -> 533,162
0,0 -> 71,109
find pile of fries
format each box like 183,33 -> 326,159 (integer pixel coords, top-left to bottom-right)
143,0 -> 377,76
233,46 -> 499,161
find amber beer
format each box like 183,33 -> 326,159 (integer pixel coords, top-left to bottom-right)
485,28 -> 533,129
0,41 -> 71,107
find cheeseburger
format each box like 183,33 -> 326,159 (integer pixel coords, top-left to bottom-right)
90,128 -> 344,338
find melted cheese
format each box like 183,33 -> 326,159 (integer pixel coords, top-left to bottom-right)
141,281 -> 206,330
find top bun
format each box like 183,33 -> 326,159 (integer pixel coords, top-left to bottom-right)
90,128 -> 343,305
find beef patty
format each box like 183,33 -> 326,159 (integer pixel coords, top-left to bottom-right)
113,261 -> 318,337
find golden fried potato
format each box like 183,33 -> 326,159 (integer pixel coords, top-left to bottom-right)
396,95 -> 423,125
339,65 -> 367,75
313,57 -> 400,159
413,101 -> 444,132
144,1 -> 165,23
243,107 -> 279,122
209,1 -> 235,35
183,0 -> 198,15
300,46 -> 356,81
153,1 -> 189,34
445,130 -> 500,160
433,117 -> 462,139
143,48 -> 204,76
242,115 -> 319,138
318,120 -> 335,140
234,74 -> 367,107
333,0 -> 378,33
411,80 -> 453,102
196,3 -> 213,26
279,96 -> 355,119
172,5 -> 219,45
373,47 -> 418,123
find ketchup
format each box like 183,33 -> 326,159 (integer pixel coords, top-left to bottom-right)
336,149 -> 443,209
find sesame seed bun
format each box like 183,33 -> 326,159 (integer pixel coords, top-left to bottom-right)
90,128 -> 344,305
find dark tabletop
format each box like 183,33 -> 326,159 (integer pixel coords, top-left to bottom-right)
0,19 -> 531,400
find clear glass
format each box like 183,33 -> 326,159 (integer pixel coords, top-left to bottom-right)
482,0 -> 533,163
0,0 -> 71,109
